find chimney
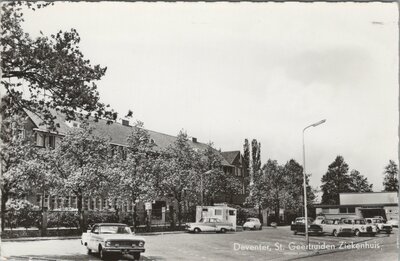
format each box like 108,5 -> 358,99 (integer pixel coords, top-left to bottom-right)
122,119 -> 130,126
192,137 -> 197,143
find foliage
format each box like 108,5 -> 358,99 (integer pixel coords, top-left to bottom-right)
1,2 -> 116,127
47,211 -> 80,228
154,131 -> 202,226
113,121 -> 158,204
320,156 -> 352,205
383,160 -> 398,192
87,211 -> 119,226
349,170 -> 373,192
199,143 -> 242,205
5,199 -> 41,229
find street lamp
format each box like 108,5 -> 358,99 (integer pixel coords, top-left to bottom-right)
302,119 -> 326,247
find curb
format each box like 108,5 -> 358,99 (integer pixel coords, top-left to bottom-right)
1,231 -> 186,242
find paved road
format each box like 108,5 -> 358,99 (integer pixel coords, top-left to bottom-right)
1,227 -> 397,261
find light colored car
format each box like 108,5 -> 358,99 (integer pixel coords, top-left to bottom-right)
243,218 -> 262,230
185,217 -> 234,233
81,223 -> 145,260
341,218 -> 376,237
365,218 -> 392,234
387,219 -> 399,228
314,216 -> 325,224
320,219 -> 341,236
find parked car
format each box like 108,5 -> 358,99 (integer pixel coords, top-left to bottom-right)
291,217 -> 322,235
314,216 -> 326,224
185,217 -> 235,233
243,218 -> 262,230
341,218 -> 376,237
387,219 -> 399,228
81,223 -> 145,260
291,217 -> 314,225
320,219 -> 340,236
365,218 -> 392,234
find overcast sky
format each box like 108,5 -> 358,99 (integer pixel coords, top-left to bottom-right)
21,2 -> 398,192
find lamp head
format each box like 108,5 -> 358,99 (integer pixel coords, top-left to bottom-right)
312,119 -> 326,127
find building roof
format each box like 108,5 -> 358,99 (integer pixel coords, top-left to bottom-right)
220,151 -> 240,165
26,110 -> 232,166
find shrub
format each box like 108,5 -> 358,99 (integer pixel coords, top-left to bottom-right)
5,199 -> 41,229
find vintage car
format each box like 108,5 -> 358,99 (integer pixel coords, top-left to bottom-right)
81,223 -> 145,260
291,217 -> 322,235
365,218 -> 392,234
314,216 -> 326,224
243,218 -> 262,230
341,218 -> 376,237
185,217 -> 235,233
320,219 -> 352,236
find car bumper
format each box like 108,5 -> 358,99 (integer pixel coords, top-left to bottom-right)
103,247 -> 145,254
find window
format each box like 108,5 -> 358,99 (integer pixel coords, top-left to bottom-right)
48,136 -> 55,149
339,208 -> 347,213
340,207 -> 355,214
215,209 -> 222,215
229,210 -> 235,216
35,133 -> 45,147
348,207 -> 355,213
321,208 -> 330,214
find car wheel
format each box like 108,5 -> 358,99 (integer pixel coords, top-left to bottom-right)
333,230 -> 338,237
220,228 -> 227,233
293,231 -> 297,235
354,229 -> 360,237
133,252 -> 141,260
376,228 -> 380,233
99,246 -> 108,260
253,225 -> 256,230
86,247 -> 92,255
194,228 -> 201,233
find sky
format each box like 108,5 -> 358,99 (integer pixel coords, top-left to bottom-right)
20,2 -> 398,192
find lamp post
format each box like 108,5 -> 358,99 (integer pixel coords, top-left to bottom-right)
302,119 -> 326,247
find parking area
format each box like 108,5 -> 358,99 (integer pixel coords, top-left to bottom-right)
1,226 -> 396,261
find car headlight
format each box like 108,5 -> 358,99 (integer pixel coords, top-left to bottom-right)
138,241 -> 144,247
105,241 -> 111,247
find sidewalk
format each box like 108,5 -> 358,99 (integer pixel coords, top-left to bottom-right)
1,230 -> 186,242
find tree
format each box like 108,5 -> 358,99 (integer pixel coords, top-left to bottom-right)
349,170 -> 373,192
200,143 -> 241,205
383,160 -> 398,192
155,131 -> 202,227
320,156 -> 351,205
1,2 -> 117,127
48,123 -> 115,231
243,139 -> 250,188
0,114 -> 52,231
113,121 -> 158,229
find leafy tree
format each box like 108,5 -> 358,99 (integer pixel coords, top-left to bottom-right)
383,160 -> 398,192
113,121 -> 158,229
1,2 -> 117,127
48,123 -> 115,231
320,156 -> 351,205
155,131 -> 202,227
0,113 -> 49,231
243,139 -> 250,188
200,144 -> 242,205
349,170 -> 373,192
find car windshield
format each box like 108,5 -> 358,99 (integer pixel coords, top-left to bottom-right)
354,220 -> 366,225
100,226 -> 132,234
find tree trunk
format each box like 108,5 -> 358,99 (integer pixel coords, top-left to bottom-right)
177,200 -> 182,228
77,193 -> 83,233
258,205 -> 263,224
1,191 -> 8,232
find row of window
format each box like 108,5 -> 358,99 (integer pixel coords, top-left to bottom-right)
36,195 -> 135,212
321,207 -> 356,214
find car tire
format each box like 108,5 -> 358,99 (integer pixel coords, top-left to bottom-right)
220,228 -> 227,233
354,229 -> 360,237
293,231 -> 297,235
99,246 -> 108,260
133,252 -> 141,260
87,247 -> 92,255
376,228 -> 380,233
194,228 -> 201,233
333,230 -> 338,237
